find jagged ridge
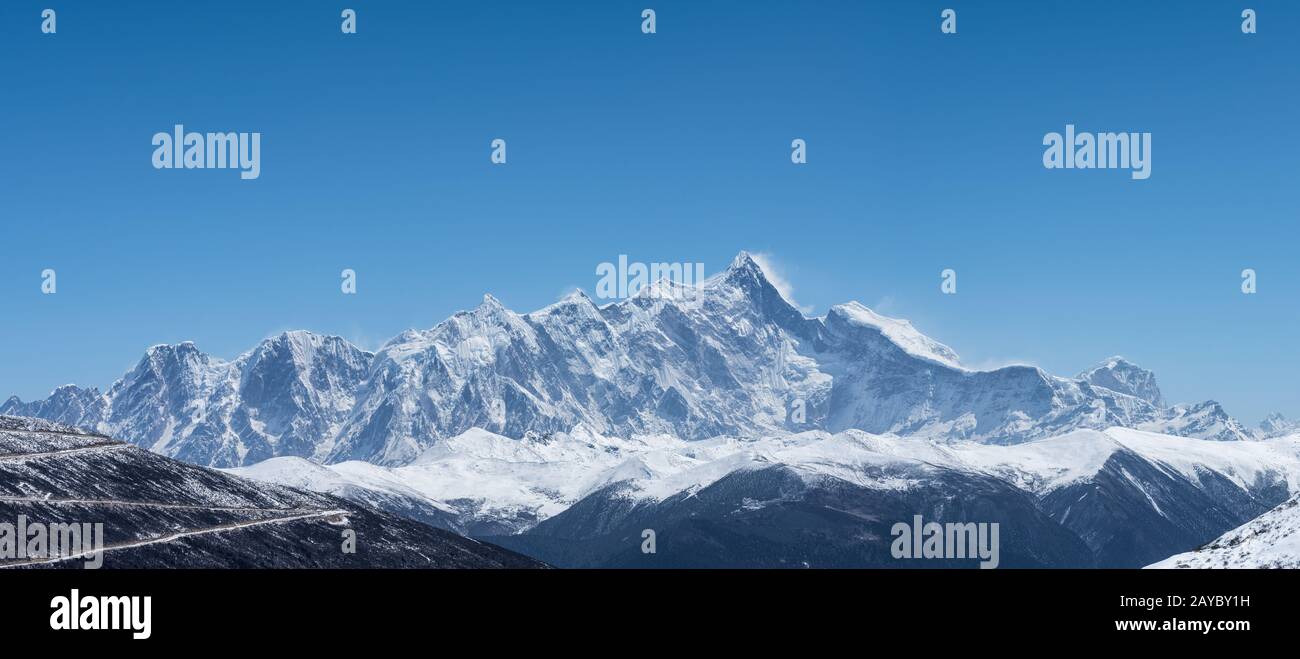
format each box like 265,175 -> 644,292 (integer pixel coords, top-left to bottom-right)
2,253 -> 1266,467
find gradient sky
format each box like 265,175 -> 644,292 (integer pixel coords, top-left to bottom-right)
1,1 -> 1296,424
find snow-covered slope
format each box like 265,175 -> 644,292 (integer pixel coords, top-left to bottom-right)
227,456 -> 466,532
1147,493 -> 1300,568
0,416 -> 544,568
829,302 -> 963,369
231,424 -> 1300,563
954,427 -> 1300,494
233,426 -> 707,534
2,252 -> 1262,467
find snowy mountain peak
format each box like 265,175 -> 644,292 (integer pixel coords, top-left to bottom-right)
1078,356 -> 1164,407
729,250 -> 761,271
129,341 -> 223,387
241,331 -> 371,384
135,341 -> 217,378
828,302 -> 963,369
698,251 -> 811,332
1140,400 -> 1255,442
271,329 -> 327,346
531,289 -> 599,319
249,330 -> 364,363
716,250 -> 770,289
146,340 -> 200,354
1260,412 -> 1300,439
0,385 -> 106,429
454,293 -> 525,329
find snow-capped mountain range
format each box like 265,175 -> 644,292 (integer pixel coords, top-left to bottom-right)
2,252 -> 1276,469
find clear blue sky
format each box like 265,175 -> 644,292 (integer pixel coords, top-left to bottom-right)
1,1 -> 1296,424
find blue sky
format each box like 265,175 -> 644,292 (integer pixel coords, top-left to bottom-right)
1,1 -> 1296,424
